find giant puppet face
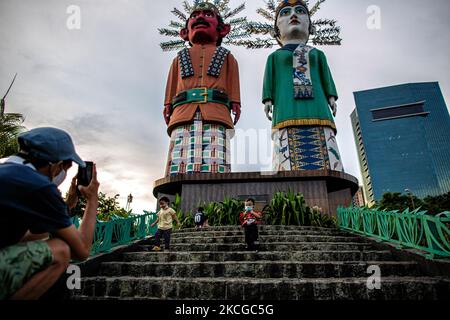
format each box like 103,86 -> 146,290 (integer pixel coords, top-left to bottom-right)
180,2 -> 231,46
275,0 -> 313,46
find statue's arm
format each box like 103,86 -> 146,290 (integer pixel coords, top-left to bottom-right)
328,96 -> 337,117
163,58 -> 179,124
227,54 -> 241,125
318,51 -> 338,117
263,55 -> 274,122
264,101 -> 273,121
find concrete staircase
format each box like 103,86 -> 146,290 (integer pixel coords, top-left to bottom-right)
72,225 -> 450,300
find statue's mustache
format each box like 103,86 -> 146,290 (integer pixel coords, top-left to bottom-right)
192,20 -> 210,28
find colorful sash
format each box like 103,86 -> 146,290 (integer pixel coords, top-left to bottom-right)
179,48 -> 195,79
178,47 -> 230,79
293,44 -> 314,99
207,47 -> 230,77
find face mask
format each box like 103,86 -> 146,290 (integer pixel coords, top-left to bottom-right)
52,169 -> 67,186
245,206 -> 253,212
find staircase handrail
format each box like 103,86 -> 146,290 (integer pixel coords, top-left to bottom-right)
337,207 -> 450,260
71,212 -> 158,256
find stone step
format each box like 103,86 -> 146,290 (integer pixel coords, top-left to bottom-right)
121,250 -> 408,263
98,261 -> 422,279
170,230 -> 351,238
138,242 -> 377,252
72,295 -> 158,301
76,276 -> 450,300
169,235 -> 370,244
174,226 -> 340,233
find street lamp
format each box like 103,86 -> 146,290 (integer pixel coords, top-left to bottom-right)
126,193 -> 133,211
404,189 -> 416,210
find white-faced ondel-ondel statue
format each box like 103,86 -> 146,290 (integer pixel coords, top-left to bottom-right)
263,0 -> 344,172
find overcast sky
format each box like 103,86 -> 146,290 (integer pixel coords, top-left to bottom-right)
1,0 -> 449,213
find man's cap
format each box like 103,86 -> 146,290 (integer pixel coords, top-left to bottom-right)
190,2 -> 221,16
18,127 -> 86,167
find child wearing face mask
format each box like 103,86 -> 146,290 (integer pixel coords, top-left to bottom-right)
239,198 -> 262,251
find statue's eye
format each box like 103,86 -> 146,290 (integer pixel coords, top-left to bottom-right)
205,11 -> 214,17
280,8 -> 291,16
295,6 -> 307,15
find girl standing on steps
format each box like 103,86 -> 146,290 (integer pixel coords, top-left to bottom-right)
151,197 -> 181,251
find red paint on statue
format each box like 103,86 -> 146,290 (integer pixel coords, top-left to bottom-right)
180,9 -> 231,46
163,7 -> 240,125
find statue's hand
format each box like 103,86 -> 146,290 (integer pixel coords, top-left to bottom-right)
231,102 -> 241,125
328,97 -> 337,117
163,104 -> 173,125
264,101 -> 273,121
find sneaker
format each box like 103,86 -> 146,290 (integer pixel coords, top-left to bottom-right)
152,246 -> 162,252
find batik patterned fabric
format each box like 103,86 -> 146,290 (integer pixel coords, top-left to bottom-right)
166,112 -> 231,176
293,44 -> 314,99
207,47 -> 230,77
272,126 -> 343,172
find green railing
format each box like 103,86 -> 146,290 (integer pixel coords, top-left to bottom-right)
337,207 -> 450,259
72,212 -> 158,256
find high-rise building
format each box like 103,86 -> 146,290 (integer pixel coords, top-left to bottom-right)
351,82 -> 450,205
352,186 -> 366,207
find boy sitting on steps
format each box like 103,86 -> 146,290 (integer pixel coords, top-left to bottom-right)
194,207 -> 209,230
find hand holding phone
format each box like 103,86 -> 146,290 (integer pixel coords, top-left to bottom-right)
77,162 -> 100,201
76,161 -> 94,196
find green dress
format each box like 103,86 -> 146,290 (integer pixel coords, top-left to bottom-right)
263,45 -> 338,132
263,44 -> 344,172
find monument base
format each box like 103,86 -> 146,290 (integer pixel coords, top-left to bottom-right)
153,170 -> 359,216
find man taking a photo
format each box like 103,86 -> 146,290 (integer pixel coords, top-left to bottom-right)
0,127 -> 100,300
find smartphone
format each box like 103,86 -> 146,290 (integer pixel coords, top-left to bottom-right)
77,161 -> 94,192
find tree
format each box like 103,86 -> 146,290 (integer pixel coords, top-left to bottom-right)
70,192 -> 132,221
0,110 -> 25,158
378,192 -> 449,214
422,192 -> 450,214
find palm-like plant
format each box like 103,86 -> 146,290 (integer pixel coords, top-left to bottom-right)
203,197 -> 243,226
0,109 -> 25,158
173,192 -> 337,229
1,74 -> 25,158
263,190 -> 336,228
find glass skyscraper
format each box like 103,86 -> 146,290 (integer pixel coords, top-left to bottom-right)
351,82 -> 450,205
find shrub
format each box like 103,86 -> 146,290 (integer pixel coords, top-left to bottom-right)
263,191 -> 336,228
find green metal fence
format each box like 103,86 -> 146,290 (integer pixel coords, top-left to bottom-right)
337,207 -> 450,259
72,212 -> 158,256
